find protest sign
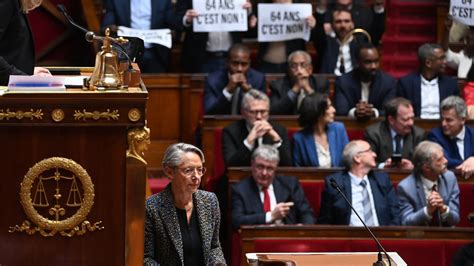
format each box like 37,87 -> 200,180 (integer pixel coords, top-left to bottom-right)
450,0 -> 474,25
117,27 -> 172,48
192,0 -> 248,32
258,3 -> 312,42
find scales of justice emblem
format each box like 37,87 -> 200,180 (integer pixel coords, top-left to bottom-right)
9,157 -> 104,237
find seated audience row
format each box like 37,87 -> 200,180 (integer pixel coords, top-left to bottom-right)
221,84 -> 474,179
232,141 -> 460,229
204,43 -> 461,123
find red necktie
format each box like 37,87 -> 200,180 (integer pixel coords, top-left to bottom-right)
430,184 -> 441,227
263,187 -> 271,213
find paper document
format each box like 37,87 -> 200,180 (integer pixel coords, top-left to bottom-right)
8,75 -> 66,91
117,27 -> 172,48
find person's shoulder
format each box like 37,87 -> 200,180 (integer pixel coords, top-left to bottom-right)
365,120 -> 384,132
399,71 -> 419,82
427,126 -> 444,138
275,175 -> 300,186
443,170 -> 458,182
466,125 -> 474,136
196,189 -> 218,204
329,121 -> 346,130
224,119 -> 245,131
233,176 -> 254,190
398,173 -> 416,187
370,170 -> 390,180
248,68 -> 265,79
377,71 -> 397,82
207,69 -> 227,80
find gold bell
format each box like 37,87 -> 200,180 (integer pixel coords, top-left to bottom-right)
86,28 -> 122,90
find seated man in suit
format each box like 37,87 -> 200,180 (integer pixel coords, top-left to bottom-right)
232,145 -> 315,229
397,43 -> 459,118
319,140 -> 400,226
397,141 -> 460,226
427,96 -> 474,179
334,42 -> 396,119
222,89 -> 292,167
364,97 -> 425,170
269,50 -> 329,115
204,44 -> 266,115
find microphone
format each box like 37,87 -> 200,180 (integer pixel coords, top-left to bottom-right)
329,178 -> 392,266
57,4 -> 136,68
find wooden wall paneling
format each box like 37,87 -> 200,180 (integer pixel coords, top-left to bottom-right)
180,74 -> 206,144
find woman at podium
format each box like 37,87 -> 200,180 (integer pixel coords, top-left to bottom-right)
144,143 -> 226,265
0,0 -> 50,86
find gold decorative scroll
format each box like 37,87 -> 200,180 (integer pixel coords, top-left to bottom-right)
9,157 -> 104,237
0,109 -> 43,120
126,126 -> 150,165
73,109 -> 119,121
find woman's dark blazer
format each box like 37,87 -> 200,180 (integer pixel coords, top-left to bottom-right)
144,184 -> 226,265
0,0 -> 35,85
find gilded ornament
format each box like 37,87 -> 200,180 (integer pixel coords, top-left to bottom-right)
0,108 -> 43,120
128,108 -> 141,122
9,157 -> 104,237
51,109 -> 65,122
73,109 -> 119,121
126,127 -> 150,165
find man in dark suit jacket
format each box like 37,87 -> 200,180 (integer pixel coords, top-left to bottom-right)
319,140 -> 400,226
364,97 -> 425,169
427,96 -> 474,179
269,50 -> 329,115
222,89 -> 292,167
0,0 -> 50,85
102,0 -> 179,73
232,145 -> 315,229
397,43 -> 459,118
204,44 -> 266,115
334,42 -> 396,119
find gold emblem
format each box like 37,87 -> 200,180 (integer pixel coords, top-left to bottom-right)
73,109 -> 119,121
128,108 -> 141,122
0,109 -> 43,120
126,127 -> 150,165
51,109 -> 65,122
9,157 -> 104,237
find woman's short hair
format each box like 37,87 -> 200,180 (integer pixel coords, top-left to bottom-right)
412,141 -> 443,176
298,93 -> 329,130
440,96 -> 467,118
251,144 -> 280,163
241,89 -> 269,110
162,143 -> 205,168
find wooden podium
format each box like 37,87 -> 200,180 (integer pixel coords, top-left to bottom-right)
246,252 -> 407,266
0,83 -> 148,265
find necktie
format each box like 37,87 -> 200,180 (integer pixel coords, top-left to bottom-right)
230,87 -> 241,115
262,187 -> 271,213
430,184 -> 441,227
394,134 -> 403,154
339,55 -> 345,74
296,90 -> 306,111
360,180 -> 374,226
451,137 -> 462,161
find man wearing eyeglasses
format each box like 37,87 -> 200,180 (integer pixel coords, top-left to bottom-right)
269,50 -> 329,115
318,140 -> 400,226
204,43 -> 266,115
232,145 -> 315,229
222,89 -> 292,167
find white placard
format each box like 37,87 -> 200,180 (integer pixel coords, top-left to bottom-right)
192,0 -> 248,32
258,3 -> 311,42
450,0 -> 474,26
117,26 -> 172,48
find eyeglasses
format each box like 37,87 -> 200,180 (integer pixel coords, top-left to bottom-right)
357,148 -> 372,155
254,164 -> 276,174
176,167 -> 206,177
289,62 -> 310,70
246,109 -> 269,116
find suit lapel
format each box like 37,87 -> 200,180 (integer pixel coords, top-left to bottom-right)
249,179 -> 264,212
119,0 -> 132,26
464,127 -> 473,158
381,123 -> 394,155
195,192 -> 210,263
327,126 -> 337,165
414,75 -> 422,116
150,0 -> 158,27
341,173 -> 352,224
414,176 -> 426,208
158,186 -> 184,264
303,131 -> 319,166
402,131 -> 414,158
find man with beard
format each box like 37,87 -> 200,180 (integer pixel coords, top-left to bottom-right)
397,43 -> 459,118
333,42 -> 396,119
397,141 -> 460,226
269,50 -> 329,115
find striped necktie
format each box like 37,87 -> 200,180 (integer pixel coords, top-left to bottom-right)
360,180 -> 374,226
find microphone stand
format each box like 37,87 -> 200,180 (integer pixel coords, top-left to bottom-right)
330,178 -> 392,266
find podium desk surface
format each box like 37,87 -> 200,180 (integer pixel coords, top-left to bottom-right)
247,252 -> 406,266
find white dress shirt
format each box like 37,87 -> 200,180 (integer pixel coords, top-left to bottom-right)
131,0 -> 152,48
420,76 -> 440,119
456,126 -> 466,160
257,184 -> 280,224
334,38 -> 353,76
349,172 -> 380,226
